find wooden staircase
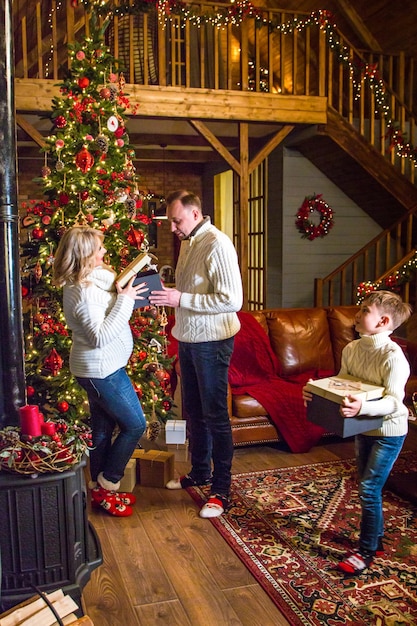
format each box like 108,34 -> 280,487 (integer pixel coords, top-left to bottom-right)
287,106 -> 417,230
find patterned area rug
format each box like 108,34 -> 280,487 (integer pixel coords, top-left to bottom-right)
188,453 -> 417,625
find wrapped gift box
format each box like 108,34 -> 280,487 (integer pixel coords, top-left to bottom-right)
167,440 -> 189,462
132,449 -> 175,488
306,375 -> 384,437
305,375 -> 384,403
119,458 -> 136,492
165,420 -> 187,444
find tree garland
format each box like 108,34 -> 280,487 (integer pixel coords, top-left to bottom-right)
295,193 -> 334,240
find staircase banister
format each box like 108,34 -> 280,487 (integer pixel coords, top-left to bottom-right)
320,210 -> 417,283
375,248 -> 417,283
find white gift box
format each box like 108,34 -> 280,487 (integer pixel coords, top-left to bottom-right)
165,420 -> 187,444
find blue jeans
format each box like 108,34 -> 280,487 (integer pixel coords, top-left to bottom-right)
77,368 -> 146,485
356,433 -> 406,554
179,337 -> 235,497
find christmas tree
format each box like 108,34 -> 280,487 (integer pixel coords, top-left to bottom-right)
20,18 -> 175,438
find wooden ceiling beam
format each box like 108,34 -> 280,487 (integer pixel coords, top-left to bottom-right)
249,125 -> 294,174
336,0 -> 383,53
189,120 -> 241,174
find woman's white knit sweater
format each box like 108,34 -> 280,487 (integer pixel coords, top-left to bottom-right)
172,218 -> 243,343
338,331 -> 409,436
63,266 -> 134,379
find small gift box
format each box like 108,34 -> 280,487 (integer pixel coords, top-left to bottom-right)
132,449 -> 175,488
166,440 -> 189,462
165,420 -> 187,444
119,458 -> 136,492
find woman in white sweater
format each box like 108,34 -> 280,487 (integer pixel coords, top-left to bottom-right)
53,226 -> 147,517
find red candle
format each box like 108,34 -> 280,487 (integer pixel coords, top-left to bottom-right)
41,421 -> 56,436
38,412 -> 45,425
20,405 -> 41,437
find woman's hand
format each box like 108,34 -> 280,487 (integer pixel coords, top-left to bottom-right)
116,276 -> 149,303
340,394 -> 362,418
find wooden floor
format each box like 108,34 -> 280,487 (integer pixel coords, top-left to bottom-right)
81,427 -> 417,626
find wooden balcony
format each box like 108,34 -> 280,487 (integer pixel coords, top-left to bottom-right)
13,2 -> 417,168
12,1 -> 417,306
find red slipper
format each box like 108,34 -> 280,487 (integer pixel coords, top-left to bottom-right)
338,552 -> 372,575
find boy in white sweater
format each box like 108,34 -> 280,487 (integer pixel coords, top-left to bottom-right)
304,290 -> 412,574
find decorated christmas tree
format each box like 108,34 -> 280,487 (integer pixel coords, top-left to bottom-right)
20,18 -> 175,438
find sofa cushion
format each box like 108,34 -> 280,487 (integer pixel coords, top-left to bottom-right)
264,308 -> 335,377
326,306 -> 359,372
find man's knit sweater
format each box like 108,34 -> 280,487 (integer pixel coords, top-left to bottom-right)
63,266 -> 134,379
172,218 -> 243,343
338,331 -> 409,437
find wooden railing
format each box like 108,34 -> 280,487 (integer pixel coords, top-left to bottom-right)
315,211 -> 417,306
13,3 -> 417,146
13,2 -> 417,305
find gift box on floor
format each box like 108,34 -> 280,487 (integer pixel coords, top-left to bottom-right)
306,375 -> 384,437
132,449 -> 175,488
119,458 -> 136,492
165,419 -> 187,444
167,440 -> 189,462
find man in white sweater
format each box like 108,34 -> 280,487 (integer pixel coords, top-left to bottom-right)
149,190 -> 243,518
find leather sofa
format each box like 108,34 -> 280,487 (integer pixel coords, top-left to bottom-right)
229,306 -> 417,447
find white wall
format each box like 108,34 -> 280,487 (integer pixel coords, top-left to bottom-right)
273,149 -> 382,308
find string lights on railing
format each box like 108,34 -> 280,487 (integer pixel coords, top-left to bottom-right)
53,1 -> 417,167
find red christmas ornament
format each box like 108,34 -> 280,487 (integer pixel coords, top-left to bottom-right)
80,190 -> 89,201
43,348 -> 64,376
41,215 -> 51,225
33,312 -> 44,324
54,115 -> 67,128
163,400 -> 172,411
114,126 -> 125,139
32,227 -> 45,240
155,369 -> 170,389
26,385 -> 35,398
21,285 -> 29,298
59,192 -> 70,205
100,87 -> 111,100
75,147 -> 94,173
57,400 -> 69,413
78,76 -> 90,89
126,225 -> 145,249
138,350 -> 147,360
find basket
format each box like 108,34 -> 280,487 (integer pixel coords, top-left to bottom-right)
0,441 -> 86,475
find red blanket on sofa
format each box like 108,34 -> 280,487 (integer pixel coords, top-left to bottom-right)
229,311 -> 327,453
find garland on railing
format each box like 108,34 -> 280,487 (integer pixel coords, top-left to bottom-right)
70,1 -> 417,167
295,193 -> 334,240
356,251 -> 417,303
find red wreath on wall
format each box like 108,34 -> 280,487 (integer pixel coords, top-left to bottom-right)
295,193 -> 335,240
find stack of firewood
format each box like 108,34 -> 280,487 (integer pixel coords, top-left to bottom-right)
0,589 -> 93,625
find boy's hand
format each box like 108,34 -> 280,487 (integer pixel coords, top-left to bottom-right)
302,380 -> 313,407
340,394 -> 362,418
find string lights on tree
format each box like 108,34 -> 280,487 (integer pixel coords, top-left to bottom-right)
20,12 -> 175,439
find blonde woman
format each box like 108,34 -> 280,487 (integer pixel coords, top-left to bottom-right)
53,226 -> 147,517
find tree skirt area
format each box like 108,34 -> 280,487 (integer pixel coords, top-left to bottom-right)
188,453 -> 417,625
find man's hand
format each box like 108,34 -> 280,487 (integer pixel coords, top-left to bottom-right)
340,394 -> 362,418
149,286 -> 182,308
